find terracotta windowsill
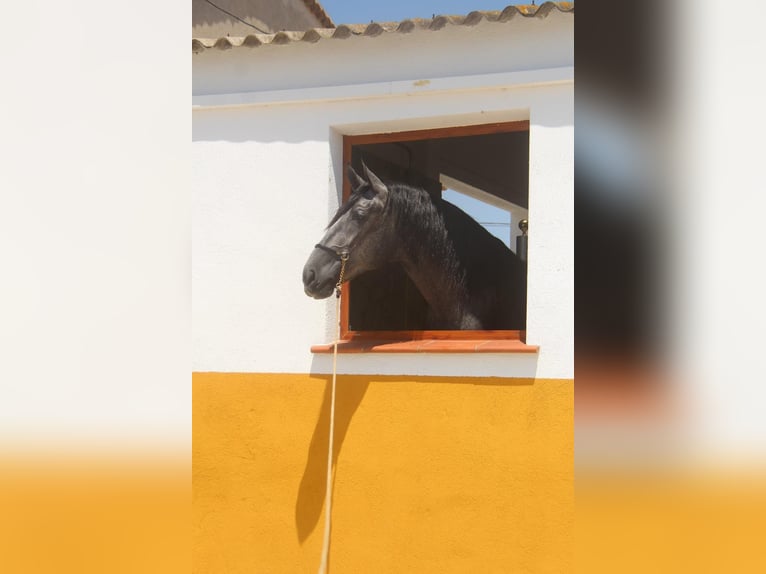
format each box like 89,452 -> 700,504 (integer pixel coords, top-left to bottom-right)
311,338 -> 539,354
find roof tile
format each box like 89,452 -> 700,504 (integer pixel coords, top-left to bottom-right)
192,2 -> 574,53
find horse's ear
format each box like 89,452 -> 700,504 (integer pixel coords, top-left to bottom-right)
361,162 -> 388,199
347,165 -> 365,191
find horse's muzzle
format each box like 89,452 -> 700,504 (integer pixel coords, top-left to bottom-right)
302,256 -> 339,299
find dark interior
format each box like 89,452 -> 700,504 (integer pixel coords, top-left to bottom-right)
348,129 -> 529,331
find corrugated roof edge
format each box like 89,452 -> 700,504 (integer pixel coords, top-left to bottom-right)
193,2 -> 573,53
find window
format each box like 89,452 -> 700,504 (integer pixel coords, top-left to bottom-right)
312,121 -> 537,353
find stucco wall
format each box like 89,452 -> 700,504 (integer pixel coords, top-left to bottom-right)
194,373 -> 573,573
193,83 -> 572,378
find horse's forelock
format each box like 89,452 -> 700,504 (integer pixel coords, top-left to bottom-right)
326,189 -> 363,229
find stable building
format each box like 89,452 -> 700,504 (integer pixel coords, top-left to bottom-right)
193,3 -> 574,572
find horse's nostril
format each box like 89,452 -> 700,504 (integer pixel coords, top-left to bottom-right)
303,267 -> 315,285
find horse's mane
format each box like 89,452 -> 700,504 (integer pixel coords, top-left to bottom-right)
331,178 -> 511,262
389,182 -> 515,305
328,179 -> 447,233
387,182 -> 450,245
386,181 -> 511,264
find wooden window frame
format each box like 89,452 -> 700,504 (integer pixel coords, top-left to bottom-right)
312,120 -> 538,354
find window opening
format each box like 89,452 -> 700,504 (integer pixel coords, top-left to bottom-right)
441,188 -> 512,248
340,122 -> 529,337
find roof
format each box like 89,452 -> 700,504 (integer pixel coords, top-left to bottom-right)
193,0 -> 334,36
302,0 -> 334,29
192,2 -> 574,53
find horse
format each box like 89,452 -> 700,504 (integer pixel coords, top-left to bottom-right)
302,163 -> 526,330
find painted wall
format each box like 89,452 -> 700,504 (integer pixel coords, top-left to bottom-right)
193,12 -> 573,573
193,87 -> 572,378
194,373 -> 573,573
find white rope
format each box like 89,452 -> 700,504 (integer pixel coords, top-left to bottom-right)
318,257 -> 346,574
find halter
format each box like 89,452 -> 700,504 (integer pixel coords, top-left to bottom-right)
313,243 -> 349,260
314,243 -> 349,298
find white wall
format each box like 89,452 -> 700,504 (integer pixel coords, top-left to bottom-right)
193,13 -> 573,379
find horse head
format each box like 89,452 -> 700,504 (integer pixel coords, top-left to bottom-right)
302,163 -> 394,299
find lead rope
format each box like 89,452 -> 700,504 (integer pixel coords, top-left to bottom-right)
318,252 -> 348,574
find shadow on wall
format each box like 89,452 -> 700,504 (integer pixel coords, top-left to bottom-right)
295,376 -> 370,543
294,373 -> 538,543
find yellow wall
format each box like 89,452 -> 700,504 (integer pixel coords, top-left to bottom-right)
193,372 -> 573,573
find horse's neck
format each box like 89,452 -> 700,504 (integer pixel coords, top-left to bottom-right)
393,200 -> 476,328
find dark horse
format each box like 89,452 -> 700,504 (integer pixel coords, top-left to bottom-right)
302,164 -> 526,329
